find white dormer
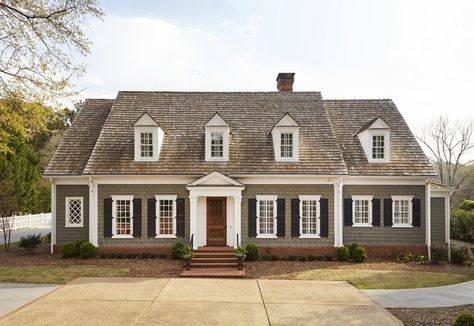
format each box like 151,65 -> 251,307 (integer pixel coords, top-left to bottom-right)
356,117 -> 390,163
134,113 -> 164,162
205,113 -> 230,162
271,113 -> 300,162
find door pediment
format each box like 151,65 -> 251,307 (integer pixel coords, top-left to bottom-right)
187,171 -> 244,187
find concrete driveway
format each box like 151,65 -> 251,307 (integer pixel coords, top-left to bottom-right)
0,278 -> 401,326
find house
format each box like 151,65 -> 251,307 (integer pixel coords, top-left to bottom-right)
44,73 -> 451,259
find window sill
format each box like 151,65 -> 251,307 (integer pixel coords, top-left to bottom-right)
299,234 -> 321,239
155,235 -> 177,239
352,224 -> 373,228
65,224 -> 83,228
112,235 -> 134,239
256,234 -> 278,239
391,224 -> 413,228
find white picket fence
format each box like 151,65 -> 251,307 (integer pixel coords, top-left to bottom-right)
0,213 -> 51,230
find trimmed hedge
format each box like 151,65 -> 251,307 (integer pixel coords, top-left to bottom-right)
336,246 -> 350,261
61,241 -> 83,258
352,246 -> 368,263
245,243 -> 260,261
451,209 -> 474,243
79,242 -> 96,259
451,246 -> 469,265
453,311 -> 474,326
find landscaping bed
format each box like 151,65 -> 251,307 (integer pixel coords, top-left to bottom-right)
389,304 -> 474,326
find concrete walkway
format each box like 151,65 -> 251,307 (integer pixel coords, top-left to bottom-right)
0,283 -> 58,317
364,280 -> 474,308
0,278 -> 401,325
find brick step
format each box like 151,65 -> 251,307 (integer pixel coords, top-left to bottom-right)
192,257 -> 237,264
195,246 -> 235,253
193,253 -> 236,259
180,268 -> 245,279
191,262 -> 238,268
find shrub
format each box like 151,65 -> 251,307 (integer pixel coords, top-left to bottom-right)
245,243 -> 260,261
451,208 -> 474,243
171,242 -> 188,260
79,242 -> 96,259
19,234 -> 42,252
297,256 -> 307,262
336,246 -> 350,261
453,311 -> 474,326
307,255 -> 317,261
61,242 -> 81,258
288,255 -> 297,261
348,243 -> 361,257
316,256 -> 326,261
157,253 -> 167,259
459,200 -> 474,211
431,243 -> 448,264
451,246 -> 470,265
46,232 -> 51,243
325,255 -> 334,261
352,246 -> 368,263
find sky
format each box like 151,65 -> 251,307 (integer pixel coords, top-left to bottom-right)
75,0 -> 474,133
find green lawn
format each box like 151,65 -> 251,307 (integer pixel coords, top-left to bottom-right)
288,269 -> 474,289
0,265 -> 130,284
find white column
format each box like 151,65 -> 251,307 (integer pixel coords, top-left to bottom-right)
445,194 -> 451,260
50,179 -> 56,254
425,182 -> 432,260
89,178 -> 98,247
333,178 -> 343,247
234,195 -> 242,248
189,195 -> 198,249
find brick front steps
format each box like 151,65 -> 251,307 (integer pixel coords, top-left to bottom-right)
180,246 -> 246,278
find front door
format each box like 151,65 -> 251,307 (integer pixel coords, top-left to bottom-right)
206,197 -> 226,246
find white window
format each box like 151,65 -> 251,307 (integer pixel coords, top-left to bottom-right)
256,195 -> 277,238
372,135 -> 385,159
299,195 -> 321,238
392,195 -> 413,227
133,113 -> 164,162
65,197 -> 83,227
210,132 -> 224,158
155,195 -> 177,238
352,195 -> 373,227
271,114 -> 300,162
112,195 -> 134,238
140,132 -> 154,158
280,133 -> 293,158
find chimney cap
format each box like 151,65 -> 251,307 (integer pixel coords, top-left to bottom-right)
276,72 -> 295,81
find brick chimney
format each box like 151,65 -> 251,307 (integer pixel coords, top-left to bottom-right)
276,73 -> 295,92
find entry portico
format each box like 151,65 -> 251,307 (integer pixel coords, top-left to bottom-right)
186,171 -> 245,249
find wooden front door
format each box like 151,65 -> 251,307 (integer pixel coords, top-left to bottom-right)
206,197 -> 226,246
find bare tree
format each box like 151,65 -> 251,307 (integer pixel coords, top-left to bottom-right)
418,116 -> 474,201
0,0 -> 103,102
1,215 -> 15,251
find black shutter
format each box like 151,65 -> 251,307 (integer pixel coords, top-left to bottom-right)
248,198 -> 257,237
320,198 -> 329,237
176,198 -> 185,237
344,198 -> 353,226
148,198 -> 156,237
132,198 -> 142,238
372,199 -> 381,226
104,198 -> 113,237
291,198 -> 300,237
412,198 -> 421,227
276,199 -> 285,237
384,199 -> 393,227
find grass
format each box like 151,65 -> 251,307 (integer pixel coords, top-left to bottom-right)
0,265 -> 130,284
287,269 -> 474,289
0,240 -> 20,251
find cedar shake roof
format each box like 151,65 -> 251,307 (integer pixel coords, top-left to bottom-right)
45,92 -> 436,177
44,99 -> 114,176
83,91 -> 347,175
324,99 -> 436,176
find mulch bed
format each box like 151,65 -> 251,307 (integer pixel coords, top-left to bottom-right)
389,305 -> 474,326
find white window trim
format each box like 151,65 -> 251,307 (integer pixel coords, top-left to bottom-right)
65,197 -> 83,228
272,127 -> 299,162
391,195 -> 414,228
111,195 -> 134,239
205,126 -> 230,161
256,195 -> 278,239
351,195 -> 373,228
370,132 -> 390,163
155,195 -> 178,238
298,195 -> 321,238
134,126 -> 164,162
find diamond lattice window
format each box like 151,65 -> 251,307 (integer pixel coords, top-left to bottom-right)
66,198 -> 83,227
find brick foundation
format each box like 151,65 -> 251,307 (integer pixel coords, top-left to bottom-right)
362,245 -> 428,258
53,245 -> 172,255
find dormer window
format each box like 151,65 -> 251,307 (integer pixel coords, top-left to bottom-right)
356,117 -> 390,163
205,113 -> 230,162
134,113 -> 164,162
272,113 -> 299,162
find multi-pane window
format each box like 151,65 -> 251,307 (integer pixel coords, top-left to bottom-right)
352,196 -> 373,226
140,132 -> 153,158
65,197 -> 83,227
280,133 -> 293,158
114,199 -> 132,236
301,200 -> 318,235
211,132 -> 224,158
393,198 -> 411,225
372,135 -> 385,159
157,197 -> 176,237
257,198 -> 276,237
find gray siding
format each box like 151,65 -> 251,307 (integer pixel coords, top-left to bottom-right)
431,197 -> 446,243
97,184 -> 189,247
56,185 -> 89,244
343,185 -> 426,245
241,184 -> 334,247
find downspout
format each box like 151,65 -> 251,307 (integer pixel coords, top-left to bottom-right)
425,181 -> 431,261
50,178 -> 56,254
